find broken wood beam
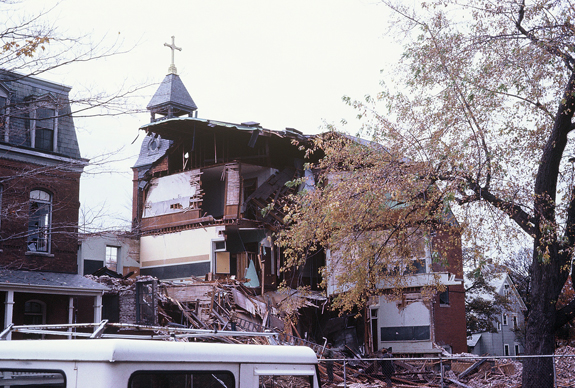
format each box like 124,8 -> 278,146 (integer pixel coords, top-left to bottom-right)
445,377 -> 474,388
458,359 -> 487,379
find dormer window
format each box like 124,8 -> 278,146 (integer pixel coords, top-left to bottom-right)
25,95 -> 59,152
35,107 -> 55,151
0,84 -> 9,141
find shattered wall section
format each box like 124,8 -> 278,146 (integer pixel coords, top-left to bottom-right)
143,169 -> 203,218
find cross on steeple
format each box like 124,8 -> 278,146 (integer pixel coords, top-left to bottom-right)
164,36 -> 182,75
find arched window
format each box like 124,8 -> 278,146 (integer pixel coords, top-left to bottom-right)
27,189 -> 52,253
23,300 -> 46,325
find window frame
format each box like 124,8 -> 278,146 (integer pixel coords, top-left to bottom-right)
439,288 -> 450,306
128,369 -> 235,388
25,96 -> 59,152
0,84 -> 9,142
27,189 -> 52,254
23,299 -> 46,325
106,245 -> 120,271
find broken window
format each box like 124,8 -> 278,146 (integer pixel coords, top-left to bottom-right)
27,189 -> 52,253
129,371 -> 235,388
136,280 -> 156,325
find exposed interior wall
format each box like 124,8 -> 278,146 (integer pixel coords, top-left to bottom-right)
140,226 -> 222,279
78,233 -> 140,276
374,296 -> 434,353
142,169 -> 202,218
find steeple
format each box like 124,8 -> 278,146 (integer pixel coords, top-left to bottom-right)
147,36 -> 198,122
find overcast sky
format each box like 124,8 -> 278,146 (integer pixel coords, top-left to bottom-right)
23,0 -> 402,230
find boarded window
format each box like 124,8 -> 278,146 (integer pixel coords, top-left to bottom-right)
380,325 -> 430,341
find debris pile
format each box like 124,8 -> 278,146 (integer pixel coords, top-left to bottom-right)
89,275 -> 324,348
317,347 -> 575,388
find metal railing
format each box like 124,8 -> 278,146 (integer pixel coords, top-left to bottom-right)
0,320 -> 278,341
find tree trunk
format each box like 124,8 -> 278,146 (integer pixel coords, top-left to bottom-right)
521,70 -> 575,388
522,250 -> 558,388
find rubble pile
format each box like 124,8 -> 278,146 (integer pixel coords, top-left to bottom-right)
318,346 -> 575,388
554,346 -> 575,388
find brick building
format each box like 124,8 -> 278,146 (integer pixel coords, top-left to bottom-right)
0,70 -> 107,339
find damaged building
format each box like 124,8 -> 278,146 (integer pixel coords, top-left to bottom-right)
122,50 -> 466,356
131,65 -> 320,289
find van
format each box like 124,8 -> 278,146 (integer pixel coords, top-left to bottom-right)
0,339 -> 321,387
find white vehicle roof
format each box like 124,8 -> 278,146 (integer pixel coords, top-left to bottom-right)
0,339 -> 318,364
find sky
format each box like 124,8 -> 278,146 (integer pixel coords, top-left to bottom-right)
17,0 -> 403,230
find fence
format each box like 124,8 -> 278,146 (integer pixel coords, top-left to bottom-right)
317,353 -> 575,387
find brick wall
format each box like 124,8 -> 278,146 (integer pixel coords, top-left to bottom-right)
433,283 -> 468,353
430,225 -> 467,353
0,157 -> 81,273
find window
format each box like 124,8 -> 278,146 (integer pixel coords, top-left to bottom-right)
23,300 -> 46,325
0,369 -> 65,387
0,94 -> 6,134
136,280 -> 156,325
497,322 -> 501,331
27,190 -> 52,253
25,98 -> 58,152
515,344 -> 520,356
439,289 -> 450,305
23,300 -> 46,338
513,315 -> 518,330
0,85 -> 8,139
504,344 -> 510,356
35,107 -> 55,151
503,314 -> 508,326
129,370 -> 235,388
105,245 -> 119,271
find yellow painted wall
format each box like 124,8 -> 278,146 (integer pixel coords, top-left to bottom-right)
140,227 -> 222,268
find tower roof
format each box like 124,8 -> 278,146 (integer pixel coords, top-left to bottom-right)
146,73 -> 197,119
